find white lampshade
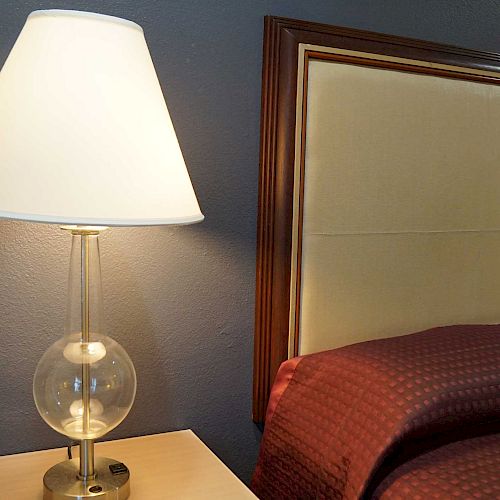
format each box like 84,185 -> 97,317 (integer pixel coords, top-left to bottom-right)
0,10 -> 203,226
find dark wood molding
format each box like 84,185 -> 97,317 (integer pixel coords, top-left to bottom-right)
253,16 -> 500,423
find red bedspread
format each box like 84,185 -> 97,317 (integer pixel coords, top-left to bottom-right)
252,325 -> 500,499
373,433 -> 500,499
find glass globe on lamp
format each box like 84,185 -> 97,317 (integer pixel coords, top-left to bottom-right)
33,331 -> 136,441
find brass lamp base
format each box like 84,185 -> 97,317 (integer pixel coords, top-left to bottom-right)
43,457 -> 130,499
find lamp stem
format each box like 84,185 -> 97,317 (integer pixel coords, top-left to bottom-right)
79,233 -> 95,480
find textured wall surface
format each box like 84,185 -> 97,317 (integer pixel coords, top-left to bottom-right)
0,0 -> 498,483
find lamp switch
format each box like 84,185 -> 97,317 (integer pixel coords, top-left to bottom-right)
109,462 -> 128,475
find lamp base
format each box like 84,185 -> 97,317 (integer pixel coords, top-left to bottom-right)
43,457 -> 130,499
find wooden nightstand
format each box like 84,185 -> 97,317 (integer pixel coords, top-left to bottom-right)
0,430 -> 257,499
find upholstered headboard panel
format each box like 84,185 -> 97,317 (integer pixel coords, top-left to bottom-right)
294,53 -> 500,356
253,16 -> 500,422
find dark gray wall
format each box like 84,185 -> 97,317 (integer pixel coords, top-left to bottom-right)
0,0 -> 498,484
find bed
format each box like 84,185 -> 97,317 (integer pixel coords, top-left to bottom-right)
252,16 -> 500,499
253,325 -> 500,498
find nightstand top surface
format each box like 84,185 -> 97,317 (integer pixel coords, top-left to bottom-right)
0,430 -> 257,499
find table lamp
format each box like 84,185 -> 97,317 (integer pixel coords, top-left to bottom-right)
0,9 -> 203,500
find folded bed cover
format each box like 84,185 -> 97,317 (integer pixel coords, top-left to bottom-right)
252,325 -> 500,499
373,432 -> 499,499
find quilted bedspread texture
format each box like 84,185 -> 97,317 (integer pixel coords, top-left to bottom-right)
252,325 -> 500,499
373,433 -> 500,498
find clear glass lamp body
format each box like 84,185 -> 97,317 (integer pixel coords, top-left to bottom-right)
33,232 -> 136,441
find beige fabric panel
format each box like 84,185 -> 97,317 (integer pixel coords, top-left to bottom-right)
298,59 -> 500,355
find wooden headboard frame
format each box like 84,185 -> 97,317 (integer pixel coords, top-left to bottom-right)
253,16 -> 500,423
